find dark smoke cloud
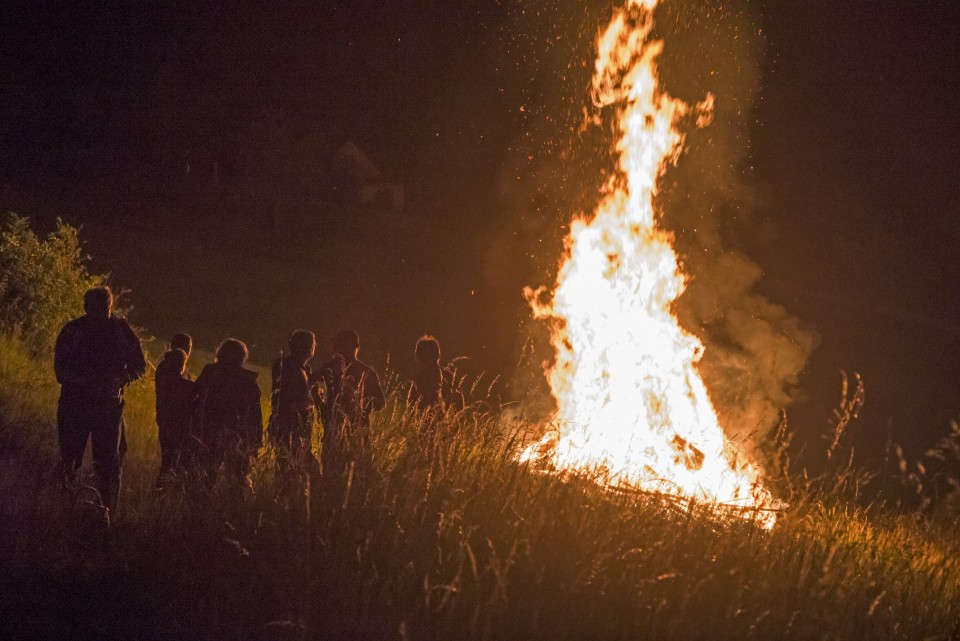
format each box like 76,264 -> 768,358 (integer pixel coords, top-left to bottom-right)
492,0 -> 818,446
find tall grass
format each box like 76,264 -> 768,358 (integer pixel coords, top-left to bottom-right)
0,333 -> 957,640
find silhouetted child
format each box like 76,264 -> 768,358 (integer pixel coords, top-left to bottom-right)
155,348 -> 195,485
410,335 -> 463,464
412,335 -> 444,410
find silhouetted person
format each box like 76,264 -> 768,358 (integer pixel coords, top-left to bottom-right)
411,335 -> 447,410
155,348 -> 195,485
170,332 -> 193,376
54,286 -> 146,516
316,330 -> 384,471
193,339 -> 262,483
410,335 -> 462,462
269,330 -> 320,463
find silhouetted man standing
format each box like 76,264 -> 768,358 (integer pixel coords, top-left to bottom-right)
194,338 -> 263,483
54,287 -> 146,517
316,330 -> 385,471
269,330 -> 320,464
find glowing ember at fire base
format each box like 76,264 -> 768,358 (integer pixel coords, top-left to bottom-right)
521,0 -> 776,527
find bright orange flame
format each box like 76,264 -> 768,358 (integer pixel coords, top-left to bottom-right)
522,0 -> 775,526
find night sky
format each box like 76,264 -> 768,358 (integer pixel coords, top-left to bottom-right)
1,0 -> 959,465
750,2 -> 960,460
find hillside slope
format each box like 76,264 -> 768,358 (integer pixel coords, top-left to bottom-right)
0,334 -> 957,640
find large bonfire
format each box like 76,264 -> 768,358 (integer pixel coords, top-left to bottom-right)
521,0 -> 775,524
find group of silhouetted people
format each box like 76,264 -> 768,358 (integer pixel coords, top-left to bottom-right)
155,334 -> 263,487
53,286 -> 457,520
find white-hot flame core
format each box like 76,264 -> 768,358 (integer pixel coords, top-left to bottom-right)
523,1 -> 774,522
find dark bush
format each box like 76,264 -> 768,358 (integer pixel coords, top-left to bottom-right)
0,213 -> 105,352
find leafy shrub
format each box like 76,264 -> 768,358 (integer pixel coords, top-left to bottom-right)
0,213 -> 105,352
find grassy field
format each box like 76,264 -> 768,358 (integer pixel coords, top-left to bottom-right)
0,332 -> 958,641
